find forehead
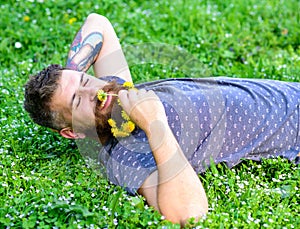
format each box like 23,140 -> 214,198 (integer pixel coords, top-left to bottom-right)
50,70 -> 80,121
55,70 -> 81,100
59,70 -> 81,94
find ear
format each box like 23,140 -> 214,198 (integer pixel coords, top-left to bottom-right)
59,127 -> 86,139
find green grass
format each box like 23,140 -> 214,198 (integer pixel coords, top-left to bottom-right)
0,0 -> 299,228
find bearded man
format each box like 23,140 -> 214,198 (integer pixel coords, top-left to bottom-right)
24,13 -> 300,226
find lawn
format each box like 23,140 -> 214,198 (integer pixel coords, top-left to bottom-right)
0,0 -> 299,228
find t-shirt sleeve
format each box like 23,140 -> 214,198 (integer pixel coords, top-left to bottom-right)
100,75 -> 126,85
100,129 -> 157,195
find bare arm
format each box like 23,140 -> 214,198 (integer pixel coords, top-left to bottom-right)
66,13 -> 132,82
118,89 -> 208,226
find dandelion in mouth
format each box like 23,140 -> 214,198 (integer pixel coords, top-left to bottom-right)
97,82 -> 136,137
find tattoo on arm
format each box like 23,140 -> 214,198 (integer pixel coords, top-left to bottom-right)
66,30 -> 103,72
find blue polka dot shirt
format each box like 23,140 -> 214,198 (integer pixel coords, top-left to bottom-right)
99,77 -> 300,194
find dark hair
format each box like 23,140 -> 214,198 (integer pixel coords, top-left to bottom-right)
24,64 -> 67,130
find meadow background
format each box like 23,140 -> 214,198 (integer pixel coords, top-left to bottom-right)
0,0 -> 300,228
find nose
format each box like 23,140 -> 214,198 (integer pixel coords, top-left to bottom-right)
77,85 -> 98,101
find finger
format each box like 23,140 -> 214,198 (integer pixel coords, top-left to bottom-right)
128,88 -> 138,101
118,90 -> 130,110
145,90 -> 159,100
138,88 -> 147,94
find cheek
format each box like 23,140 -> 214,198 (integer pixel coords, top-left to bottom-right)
72,107 -> 94,124
82,108 -> 95,123
80,100 -> 96,118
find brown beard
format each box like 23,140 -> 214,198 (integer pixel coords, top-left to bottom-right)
93,80 -> 126,144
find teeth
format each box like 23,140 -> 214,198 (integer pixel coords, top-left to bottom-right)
97,89 -> 108,109
100,97 -> 107,108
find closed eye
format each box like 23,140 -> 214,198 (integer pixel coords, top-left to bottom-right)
71,93 -> 75,108
76,97 -> 81,108
75,75 -> 88,108
83,78 -> 89,87
71,73 -> 84,109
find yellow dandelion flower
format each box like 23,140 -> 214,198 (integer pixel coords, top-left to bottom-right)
118,131 -> 130,138
117,99 -> 121,105
68,17 -> 77,25
127,121 -> 135,132
111,128 -> 121,137
23,15 -> 30,22
111,128 -> 129,138
102,83 -> 137,138
97,89 -> 107,102
122,121 -> 135,132
121,110 -> 130,121
108,118 -> 116,127
123,81 -> 134,89
111,127 -> 117,135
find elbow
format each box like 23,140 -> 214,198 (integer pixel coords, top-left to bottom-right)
86,13 -> 109,24
181,207 -> 208,226
163,204 -> 208,227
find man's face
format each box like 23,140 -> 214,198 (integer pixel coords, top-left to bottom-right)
51,70 -> 119,139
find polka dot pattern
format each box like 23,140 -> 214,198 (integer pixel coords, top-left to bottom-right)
100,77 -> 300,194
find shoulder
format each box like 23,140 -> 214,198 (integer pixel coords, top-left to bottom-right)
101,75 -> 126,85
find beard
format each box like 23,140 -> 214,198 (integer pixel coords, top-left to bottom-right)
92,80 -> 126,144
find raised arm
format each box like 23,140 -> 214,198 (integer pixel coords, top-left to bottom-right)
66,13 -> 132,82
118,89 -> 208,226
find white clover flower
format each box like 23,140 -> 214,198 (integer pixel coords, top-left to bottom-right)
113,218 -> 118,225
15,42 -> 22,49
65,181 -> 73,186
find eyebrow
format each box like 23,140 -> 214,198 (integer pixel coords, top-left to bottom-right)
70,73 -> 84,108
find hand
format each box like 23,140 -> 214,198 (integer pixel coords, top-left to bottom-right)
118,89 -> 168,134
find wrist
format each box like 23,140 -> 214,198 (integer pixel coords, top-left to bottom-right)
145,119 -> 171,151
